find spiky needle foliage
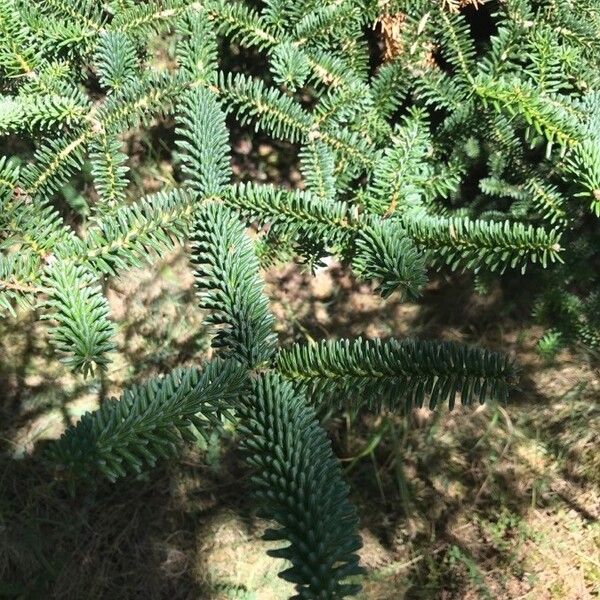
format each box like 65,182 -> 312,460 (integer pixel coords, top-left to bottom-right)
2,0 -> 598,596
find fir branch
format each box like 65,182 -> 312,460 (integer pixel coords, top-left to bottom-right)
474,76 -> 581,149
205,0 -> 278,51
438,8 -> 476,88
218,71 -> 312,144
36,0 -> 104,33
42,261 -> 116,376
364,109 -> 432,216
70,189 -> 195,275
404,213 -> 564,274
89,132 -> 129,208
109,0 -> 194,37
97,71 -> 185,133
3,195 -> 74,257
0,91 -> 90,134
304,49 -> 362,90
176,87 -> 231,198
414,67 -> 468,112
270,43 -> 311,91
0,0 -> 42,77
93,30 -> 138,92
238,372 -> 363,599
564,139 -> 600,216
0,252 -> 42,316
217,72 -> 375,168
0,157 -> 20,206
352,219 -> 428,300
524,178 -> 569,226
313,82 -> 374,130
175,11 -> 218,82
370,59 -> 408,119
21,129 -> 88,197
49,359 -> 247,481
191,202 -> 276,368
293,4 -> 360,44
225,182 -> 358,243
299,141 -> 337,202
276,337 -> 516,410
262,0 -> 305,30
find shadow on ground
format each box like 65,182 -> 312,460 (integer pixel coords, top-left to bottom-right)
1,254 -> 598,599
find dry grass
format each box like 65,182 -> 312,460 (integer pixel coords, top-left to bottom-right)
1,253 -> 599,599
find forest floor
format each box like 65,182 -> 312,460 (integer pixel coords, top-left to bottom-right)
1,247 -> 599,600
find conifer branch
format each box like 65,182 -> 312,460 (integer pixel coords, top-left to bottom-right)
42,261 -> 116,376
89,132 -> 129,207
404,213 -> 564,274
238,373 -> 363,599
176,87 -> 231,198
299,141 -> 337,202
49,359 -> 247,480
71,189 -> 196,274
475,76 -> 581,148
191,203 -> 276,369
0,253 -> 42,316
353,220 -> 428,300
93,30 -> 138,92
277,338 -> 516,410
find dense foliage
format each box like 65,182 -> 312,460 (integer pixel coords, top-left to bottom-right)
1,0 -> 598,597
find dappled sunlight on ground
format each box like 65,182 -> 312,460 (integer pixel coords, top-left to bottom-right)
1,253 -> 598,598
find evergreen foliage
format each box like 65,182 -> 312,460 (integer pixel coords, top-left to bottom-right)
276,338 -> 515,410
191,202 -> 277,369
238,373 -> 363,599
42,261 -> 116,376
50,359 -> 248,481
2,0 -> 599,596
